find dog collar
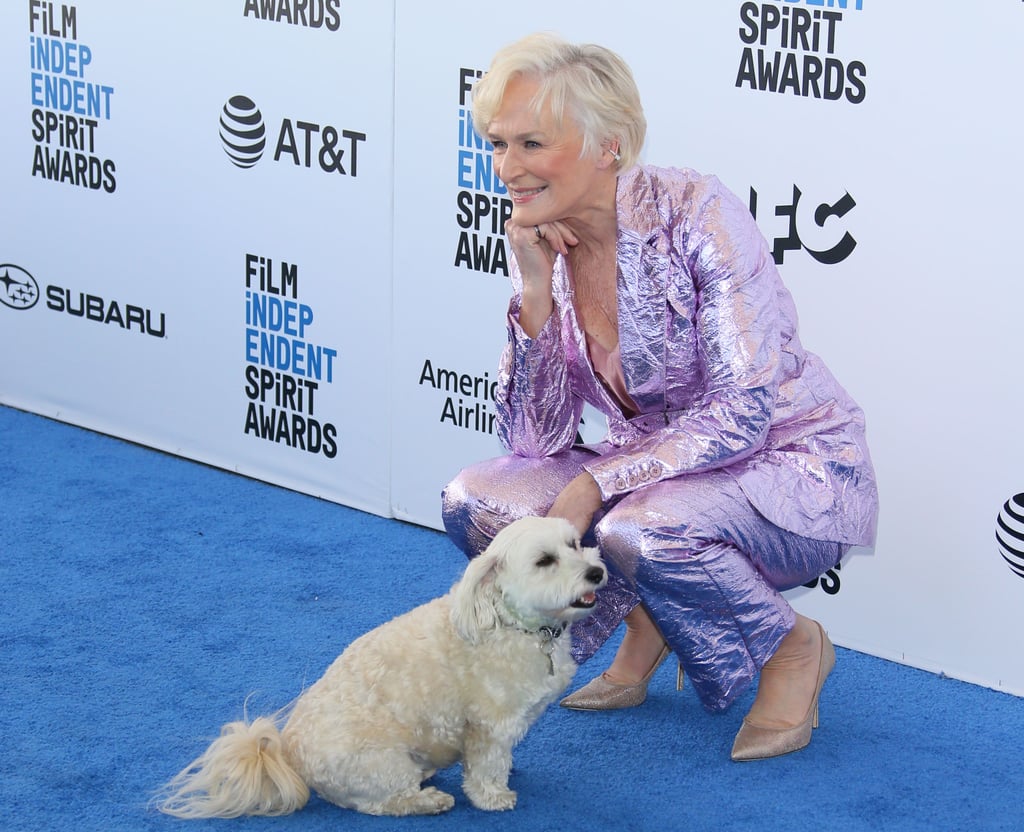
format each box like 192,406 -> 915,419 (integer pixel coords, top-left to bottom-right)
537,624 -> 565,641
534,623 -> 567,676
510,620 -> 566,641
496,600 -> 568,675
497,596 -> 567,641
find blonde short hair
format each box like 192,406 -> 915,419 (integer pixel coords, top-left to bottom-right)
472,32 -> 646,171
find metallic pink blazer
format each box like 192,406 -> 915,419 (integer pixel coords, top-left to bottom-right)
495,165 -> 878,548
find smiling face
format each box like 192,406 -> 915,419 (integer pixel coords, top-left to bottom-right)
487,75 -> 610,229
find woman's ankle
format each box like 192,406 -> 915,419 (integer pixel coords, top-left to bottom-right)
745,616 -> 822,728
604,611 -> 668,685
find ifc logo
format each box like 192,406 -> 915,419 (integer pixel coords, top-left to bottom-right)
219,95 -> 266,168
0,264 -> 40,310
996,493 -> 1024,578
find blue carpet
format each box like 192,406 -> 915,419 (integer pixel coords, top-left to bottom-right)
1,404 -> 1021,832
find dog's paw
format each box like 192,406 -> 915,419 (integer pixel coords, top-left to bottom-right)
466,784 -> 517,812
373,787 -> 455,816
414,787 -> 456,815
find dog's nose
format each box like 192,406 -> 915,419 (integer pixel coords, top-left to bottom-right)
585,566 -> 606,585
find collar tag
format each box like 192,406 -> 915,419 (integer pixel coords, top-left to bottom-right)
537,624 -> 565,676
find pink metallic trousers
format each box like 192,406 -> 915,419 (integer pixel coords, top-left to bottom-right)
442,448 -> 846,712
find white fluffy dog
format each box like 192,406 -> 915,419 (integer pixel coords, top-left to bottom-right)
157,516 -> 606,818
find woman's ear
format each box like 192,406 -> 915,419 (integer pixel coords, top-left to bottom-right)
598,141 -> 622,169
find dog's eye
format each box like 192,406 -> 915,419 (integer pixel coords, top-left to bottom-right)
535,553 -> 557,568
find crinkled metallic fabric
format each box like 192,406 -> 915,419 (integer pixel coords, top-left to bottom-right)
442,453 -> 846,711
496,165 -> 878,547
442,165 -> 877,711
594,468 -> 846,710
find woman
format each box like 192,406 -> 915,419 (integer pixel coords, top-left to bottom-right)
442,32 -> 877,761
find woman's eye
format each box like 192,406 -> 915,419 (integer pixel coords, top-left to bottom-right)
490,140 -> 506,151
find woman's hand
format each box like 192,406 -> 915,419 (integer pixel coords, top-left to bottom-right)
506,219 -> 579,338
506,219 -> 577,264
547,471 -> 603,537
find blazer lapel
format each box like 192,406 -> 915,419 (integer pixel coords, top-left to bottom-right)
615,176 -> 670,414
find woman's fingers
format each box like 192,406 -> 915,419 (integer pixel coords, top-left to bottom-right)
506,220 -> 576,257
531,221 -> 577,256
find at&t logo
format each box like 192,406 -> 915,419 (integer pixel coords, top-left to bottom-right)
0,264 -> 40,310
219,96 -> 266,168
997,493 -> 1024,578
218,95 -> 366,176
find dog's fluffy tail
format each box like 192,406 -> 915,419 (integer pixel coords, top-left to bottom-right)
156,716 -> 309,818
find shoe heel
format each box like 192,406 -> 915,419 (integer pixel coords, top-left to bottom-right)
676,663 -> 685,691
812,701 -> 819,730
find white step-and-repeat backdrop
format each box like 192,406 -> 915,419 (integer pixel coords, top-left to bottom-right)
3,1 -> 1022,697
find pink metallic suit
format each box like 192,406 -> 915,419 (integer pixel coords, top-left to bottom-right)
443,166 -> 878,711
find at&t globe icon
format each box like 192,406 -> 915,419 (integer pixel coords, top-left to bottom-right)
219,95 -> 266,168
996,493 -> 1024,578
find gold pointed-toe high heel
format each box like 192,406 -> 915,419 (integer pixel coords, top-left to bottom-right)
560,645 -> 683,711
731,622 -> 836,761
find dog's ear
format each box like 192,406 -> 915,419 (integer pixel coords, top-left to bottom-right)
449,549 -> 502,644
